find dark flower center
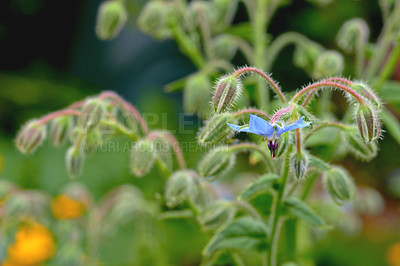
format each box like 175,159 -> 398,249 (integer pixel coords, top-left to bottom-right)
267,140 -> 279,158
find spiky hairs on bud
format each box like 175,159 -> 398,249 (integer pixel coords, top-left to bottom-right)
96,0 -> 128,41
78,98 -> 106,131
130,139 -> 156,177
290,152 -> 308,180
355,104 -> 381,142
50,116 -> 74,147
197,200 -> 235,232
197,146 -> 235,180
164,170 -> 196,209
343,129 -> 377,161
212,75 -> 242,114
197,113 -> 234,146
336,18 -> 369,53
184,72 -> 212,119
350,82 -> 382,109
323,166 -> 355,205
16,120 -> 47,154
66,145 -> 85,178
312,50 -> 344,79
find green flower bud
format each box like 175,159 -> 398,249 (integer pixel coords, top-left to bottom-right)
49,116 -> 73,147
16,120 -> 47,154
212,75 -> 242,113
323,166 -> 355,205
210,0 -> 237,32
82,129 -> 103,155
78,98 -> 106,131
198,147 -> 235,179
312,50 -> 344,79
197,113 -> 234,146
184,72 -> 212,119
343,130 -> 377,161
165,170 -> 195,208
336,18 -> 369,53
96,0 -> 128,41
355,104 -> 381,142
197,200 -> 235,231
210,34 -> 237,61
290,152 -> 308,180
137,1 -> 170,39
293,41 -> 323,72
130,140 -> 156,177
151,133 -> 173,173
66,145 -> 85,178
350,82 -> 382,109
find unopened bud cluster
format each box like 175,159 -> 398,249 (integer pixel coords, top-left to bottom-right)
96,0 -> 128,40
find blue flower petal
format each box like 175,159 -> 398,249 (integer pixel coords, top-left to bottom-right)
249,115 -> 274,136
227,123 -> 251,133
276,116 -> 311,136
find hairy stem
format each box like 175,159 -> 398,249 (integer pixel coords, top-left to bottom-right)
292,81 -> 366,105
233,108 -> 271,120
38,109 -> 80,125
268,144 -> 293,266
304,122 -> 349,141
233,67 -> 287,103
270,105 -> 293,123
374,37 -> 400,90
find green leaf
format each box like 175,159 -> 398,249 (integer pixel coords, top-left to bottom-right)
380,81 -> 400,103
284,197 -> 324,226
239,174 -> 279,200
381,108 -> 400,145
158,209 -> 194,220
203,217 -> 269,257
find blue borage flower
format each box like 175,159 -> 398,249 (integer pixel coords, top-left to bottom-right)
228,115 -> 311,157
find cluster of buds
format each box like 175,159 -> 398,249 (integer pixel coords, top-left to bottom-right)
15,91 -> 185,179
96,0 -> 128,41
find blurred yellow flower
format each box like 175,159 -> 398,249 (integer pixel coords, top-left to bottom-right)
387,241 -> 400,266
3,223 -> 55,266
51,194 -> 85,220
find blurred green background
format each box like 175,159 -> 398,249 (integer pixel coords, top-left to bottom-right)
0,0 -> 399,265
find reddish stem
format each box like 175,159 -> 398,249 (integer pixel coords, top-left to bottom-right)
233,108 -> 271,120
233,67 -> 287,103
270,105 -> 294,123
99,91 -> 149,134
292,81 -> 366,105
38,109 -> 80,125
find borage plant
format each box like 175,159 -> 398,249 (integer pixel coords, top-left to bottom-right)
15,65 -> 383,265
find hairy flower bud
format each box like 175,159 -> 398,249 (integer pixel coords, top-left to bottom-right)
197,113 -> 234,146
96,0 -> 127,41
198,147 -> 235,179
343,130 -> 377,161
16,120 -> 47,154
184,72 -> 212,119
151,134 -> 173,173
312,50 -> 344,79
130,140 -> 156,177
49,116 -> 73,147
165,170 -> 195,208
212,75 -> 242,113
290,152 -> 308,180
78,98 -> 106,131
323,166 -> 355,205
336,18 -> 369,53
293,41 -> 323,72
137,1 -> 170,39
66,146 -> 85,178
210,34 -> 237,61
355,104 -> 381,142
197,200 -> 235,231
350,82 -> 381,109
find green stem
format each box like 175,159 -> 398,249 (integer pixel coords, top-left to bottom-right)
374,37 -> 400,90
169,23 -> 206,68
253,0 -> 269,110
268,145 -> 293,266
304,122 -> 349,142
100,119 -> 139,141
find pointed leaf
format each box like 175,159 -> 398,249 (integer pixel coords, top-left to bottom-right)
203,217 -> 269,257
284,197 -> 324,226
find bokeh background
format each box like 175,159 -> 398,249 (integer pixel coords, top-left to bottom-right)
0,0 -> 400,265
